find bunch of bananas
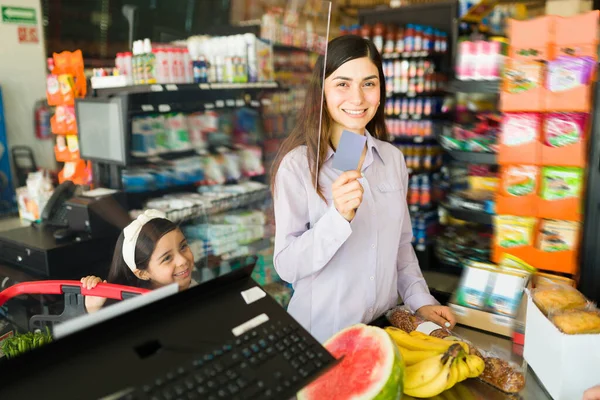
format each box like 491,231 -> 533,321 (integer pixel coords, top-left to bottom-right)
385,327 -> 485,398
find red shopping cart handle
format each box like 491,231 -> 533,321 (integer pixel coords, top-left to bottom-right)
0,280 -> 150,307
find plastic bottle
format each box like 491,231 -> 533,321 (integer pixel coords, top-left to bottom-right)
441,32 -> 448,53
395,27 -> 405,54
143,39 -> 155,84
132,41 -> 141,84
409,175 -> 420,205
123,52 -> 133,81
414,25 -> 423,52
350,24 -> 360,36
372,22 -> 385,54
183,49 -> 193,83
423,27 -> 432,54
384,25 -> 396,54
168,49 -> 178,83
193,56 -> 208,83
115,52 -> 124,74
420,175 -> 431,206
404,24 -> 415,53
154,49 -> 166,84
360,24 -> 372,40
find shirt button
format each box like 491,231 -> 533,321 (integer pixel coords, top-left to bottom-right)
370,276 -> 374,281
371,243 -> 376,249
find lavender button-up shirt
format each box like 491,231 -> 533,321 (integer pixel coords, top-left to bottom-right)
273,130 -> 438,343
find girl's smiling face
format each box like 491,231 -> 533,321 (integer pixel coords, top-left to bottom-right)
324,56 -> 381,135
135,228 -> 194,290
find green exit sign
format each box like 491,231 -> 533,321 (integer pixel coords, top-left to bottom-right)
1,6 -> 36,25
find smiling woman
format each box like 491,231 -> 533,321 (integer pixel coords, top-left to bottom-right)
80,210 -> 196,313
270,35 -> 456,343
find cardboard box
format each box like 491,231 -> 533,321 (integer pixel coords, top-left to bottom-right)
546,0 -> 592,17
523,295 -> 600,400
449,301 -> 514,337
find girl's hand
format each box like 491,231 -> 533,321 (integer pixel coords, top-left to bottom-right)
80,276 -> 107,313
584,385 -> 600,400
416,305 -> 457,330
332,170 -> 364,222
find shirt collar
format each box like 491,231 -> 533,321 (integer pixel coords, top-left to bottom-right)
325,129 -> 385,165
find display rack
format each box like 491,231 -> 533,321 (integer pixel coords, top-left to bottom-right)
446,150 -> 497,164
442,203 -> 494,225
447,79 -> 500,94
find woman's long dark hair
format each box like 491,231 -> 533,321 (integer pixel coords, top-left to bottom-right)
107,218 -> 178,288
270,35 -> 388,201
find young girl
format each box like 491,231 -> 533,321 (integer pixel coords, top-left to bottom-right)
271,35 -> 456,343
81,209 -> 195,313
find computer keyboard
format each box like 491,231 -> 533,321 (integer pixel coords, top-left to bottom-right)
118,320 -> 335,400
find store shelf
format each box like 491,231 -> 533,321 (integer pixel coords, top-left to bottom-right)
443,203 -> 494,225
93,82 -> 280,97
388,91 -> 447,98
447,79 -> 500,94
393,135 -> 438,144
446,150 -> 497,165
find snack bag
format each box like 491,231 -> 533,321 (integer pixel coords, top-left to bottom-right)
504,60 -> 543,93
547,55 -> 595,92
501,113 -> 539,147
537,219 -> 580,252
540,166 -> 583,201
494,215 -> 536,248
57,74 -> 76,106
500,165 -> 537,197
544,112 -> 587,148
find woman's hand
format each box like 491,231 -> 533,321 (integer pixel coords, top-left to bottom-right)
584,385 -> 600,400
416,305 -> 457,330
332,170 -> 363,222
80,276 -> 107,313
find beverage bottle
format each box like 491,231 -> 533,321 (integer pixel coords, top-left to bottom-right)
409,175 -> 420,205
183,49 -> 193,83
372,22 -> 385,54
384,25 -> 396,54
420,175 -> 431,206
395,27 -> 405,54
115,53 -> 124,75
414,25 -> 423,52
154,49 -> 166,84
360,24 -> 372,40
143,39 -> 155,84
123,51 -> 133,81
404,24 -> 415,53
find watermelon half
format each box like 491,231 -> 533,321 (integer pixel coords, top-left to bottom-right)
298,324 -> 404,400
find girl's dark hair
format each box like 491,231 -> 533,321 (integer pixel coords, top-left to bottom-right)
107,218 -> 178,288
270,35 -> 388,201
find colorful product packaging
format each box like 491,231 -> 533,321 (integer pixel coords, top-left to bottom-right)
504,60 -> 543,93
537,219 -> 580,252
494,215 -> 536,248
544,112 -> 587,148
486,267 -> 530,317
501,113 -> 540,147
455,261 -> 496,309
540,166 -> 584,201
546,56 -> 596,93
500,165 -> 538,196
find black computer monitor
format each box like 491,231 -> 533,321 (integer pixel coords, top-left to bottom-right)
75,96 -> 128,166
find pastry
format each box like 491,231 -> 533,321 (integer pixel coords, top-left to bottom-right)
532,286 -> 588,315
551,310 -> 600,334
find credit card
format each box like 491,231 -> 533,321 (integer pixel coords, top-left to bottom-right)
332,130 -> 367,171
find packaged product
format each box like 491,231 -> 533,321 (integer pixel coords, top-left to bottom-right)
386,307 -> 451,338
544,112 -> 587,148
455,261 -> 496,310
533,272 -> 577,288
494,215 -> 536,248
498,253 -> 536,274
486,268 -> 530,317
479,356 -> 526,393
504,60 -> 543,93
546,55 -> 596,92
549,309 -> 600,335
500,165 -> 537,197
537,219 -> 580,252
501,113 -> 540,147
531,285 -> 589,315
57,74 -> 76,106
540,166 -> 584,201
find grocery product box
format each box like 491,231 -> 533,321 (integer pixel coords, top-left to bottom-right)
523,295 -> 600,400
546,0 -> 592,17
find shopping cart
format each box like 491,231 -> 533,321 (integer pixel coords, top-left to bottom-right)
0,280 -> 150,332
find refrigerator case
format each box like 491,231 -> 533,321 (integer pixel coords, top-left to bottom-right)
580,83 -> 600,305
0,87 -> 17,216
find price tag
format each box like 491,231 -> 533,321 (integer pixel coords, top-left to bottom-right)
250,100 -> 260,108
204,103 -> 215,110
414,136 -> 424,143
199,84 -> 210,90
412,115 -> 422,121
158,104 -> 171,112
215,100 -> 225,108
491,314 -> 513,327
150,85 -> 164,92
166,84 -> 178,91
235,99 -> 245,107
400,114 -> 409,120
261,98 -> 272,106
141,105 -> 154,112
226,99 -> 235,107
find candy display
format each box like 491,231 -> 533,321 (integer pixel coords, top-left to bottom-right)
455,39 -> 505,80
441,114 -> 500,153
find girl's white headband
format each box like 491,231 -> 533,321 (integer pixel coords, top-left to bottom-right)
122,209 -> 167,272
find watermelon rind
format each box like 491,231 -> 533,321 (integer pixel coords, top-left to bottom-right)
297,324 -> 404,400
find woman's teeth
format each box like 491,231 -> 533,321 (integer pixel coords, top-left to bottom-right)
343,109 -> 367,115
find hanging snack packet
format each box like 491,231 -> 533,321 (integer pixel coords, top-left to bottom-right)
501,113 -> 539,147
547,55 -> 595,92
504,60 -> 543,93
544,112 -> 587,148
494,215 -> 536,248
500,165 -> 537,197
537,219 -> 580,252
540,166 -> 583,201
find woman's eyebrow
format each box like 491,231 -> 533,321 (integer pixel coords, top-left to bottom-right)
363,75 -> 378,81
332,75 -> 379,81
179,238 -> 187,245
